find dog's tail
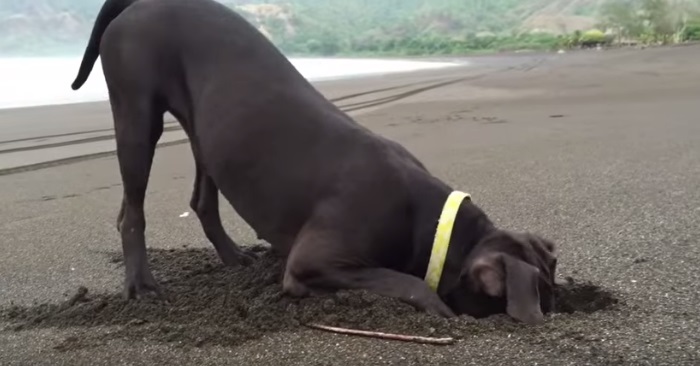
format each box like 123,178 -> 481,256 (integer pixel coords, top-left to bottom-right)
71,0 -> 139,91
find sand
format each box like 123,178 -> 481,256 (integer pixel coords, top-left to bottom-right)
1,45 -> 699,365
2,244 -> 618,351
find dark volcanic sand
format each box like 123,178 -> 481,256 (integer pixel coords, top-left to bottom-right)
3,45 -> 700,365
1,245 -> 618,351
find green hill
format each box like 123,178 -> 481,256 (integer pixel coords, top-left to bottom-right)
1,0 -> 699,56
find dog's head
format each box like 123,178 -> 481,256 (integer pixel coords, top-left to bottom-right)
444,229 -> 558,324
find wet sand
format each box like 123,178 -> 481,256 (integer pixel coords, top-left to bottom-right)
1,45 -> 699,365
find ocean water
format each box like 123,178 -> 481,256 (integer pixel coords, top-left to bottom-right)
0,57 -> 458,110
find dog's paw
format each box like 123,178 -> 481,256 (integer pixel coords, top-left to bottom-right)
218,247 -> 258,267
124,271 -> 164,301
421,294 -> 456,318
237,249 -> 259,266
430,301 -> 457,318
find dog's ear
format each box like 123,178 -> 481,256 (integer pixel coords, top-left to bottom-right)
539,236 -> 556,253
502,255 -> 544,324
470,253 -> 505,297
528,234 -> 559,286
539,236 -> 558,265
470,253 -> 544,324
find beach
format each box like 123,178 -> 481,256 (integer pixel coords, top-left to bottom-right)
1,45 -> 699,365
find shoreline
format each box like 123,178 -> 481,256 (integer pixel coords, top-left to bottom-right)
6,41 -> 686,112
0,64 -> 462,113
0,60 -> 477,174
0,56 -> 463,111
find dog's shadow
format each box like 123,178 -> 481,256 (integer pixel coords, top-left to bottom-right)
1,246 -> 620,350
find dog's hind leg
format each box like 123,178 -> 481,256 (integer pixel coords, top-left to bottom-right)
111,93 -> 165,300
189,159 -> 257,266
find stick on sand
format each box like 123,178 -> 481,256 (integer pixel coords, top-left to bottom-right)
305,323 -> 455,345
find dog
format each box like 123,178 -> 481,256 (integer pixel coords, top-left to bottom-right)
72,0 -> 559,324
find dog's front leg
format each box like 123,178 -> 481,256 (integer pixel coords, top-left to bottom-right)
283,220 -> 455,317
284,261 -> 455,317
339,268 -> 455,318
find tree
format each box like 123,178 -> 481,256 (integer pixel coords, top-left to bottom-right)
682,18 -> 700,40
599,0 -> 645,40
642,0 -> 678,43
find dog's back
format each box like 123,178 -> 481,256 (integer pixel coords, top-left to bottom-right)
95,0 -> 312,100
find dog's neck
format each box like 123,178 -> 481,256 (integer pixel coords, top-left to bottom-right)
409,181 -> 495,295
437,199 -> 495,295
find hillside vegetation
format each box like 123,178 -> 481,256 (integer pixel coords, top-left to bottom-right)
1,0 -> 700,56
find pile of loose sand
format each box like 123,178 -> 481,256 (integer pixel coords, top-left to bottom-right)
1,245 -> 618,351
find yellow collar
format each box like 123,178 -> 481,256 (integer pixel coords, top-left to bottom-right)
424,190 -> 471,292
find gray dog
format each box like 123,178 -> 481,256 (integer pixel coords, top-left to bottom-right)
72,0 -> 559,324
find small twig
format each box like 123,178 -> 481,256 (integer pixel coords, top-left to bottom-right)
305,323 -> 455,345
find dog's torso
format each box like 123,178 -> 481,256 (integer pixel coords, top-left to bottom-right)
101,0 -> 445,266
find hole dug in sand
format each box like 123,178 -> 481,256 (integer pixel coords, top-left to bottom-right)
554,277 -> 619,314
1,246 -> 620,350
